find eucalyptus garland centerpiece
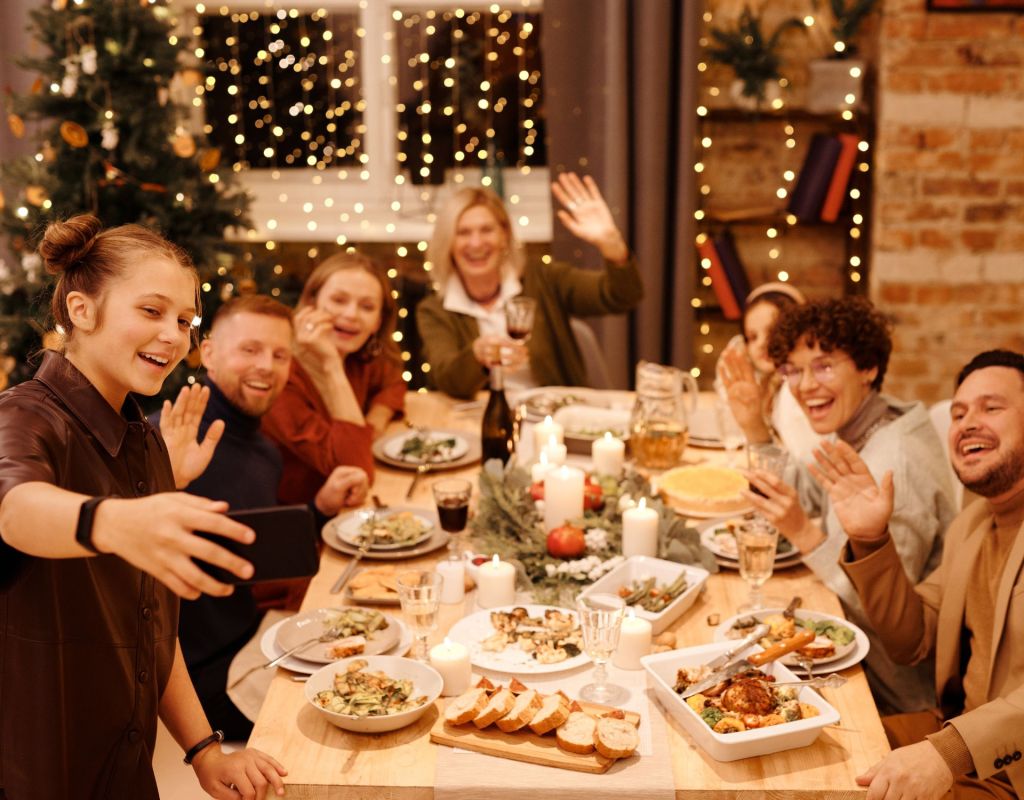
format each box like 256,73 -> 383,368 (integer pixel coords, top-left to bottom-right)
470,461 -> 718,605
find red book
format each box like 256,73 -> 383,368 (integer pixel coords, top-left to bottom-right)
698,239 -> 741,320
820,134 -> 860,223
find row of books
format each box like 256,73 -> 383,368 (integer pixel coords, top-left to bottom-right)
787,132 -> 862,223
698,230 -> 749,321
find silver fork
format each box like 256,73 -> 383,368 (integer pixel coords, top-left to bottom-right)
263,622 -> 349,670
773,673 -> 847,690
330,529 -> 373,595
405,462 -> 430,499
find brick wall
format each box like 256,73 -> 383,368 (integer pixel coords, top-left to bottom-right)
871,1 -> 1024,403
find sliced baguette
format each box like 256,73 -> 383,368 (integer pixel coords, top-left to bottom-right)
594,716 -> 639,759
528,694 -> 571,735
444,687 -> 489,725
473,688 -> 516,729
475,676 -> 496,692
508,677 -> 529,694
555,711 -> 596,754
495,689 -> 542,732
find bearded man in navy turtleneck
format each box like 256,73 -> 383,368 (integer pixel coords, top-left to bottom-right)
152,295 -> 368,739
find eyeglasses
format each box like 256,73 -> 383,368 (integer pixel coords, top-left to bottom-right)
777,355 -> 851,388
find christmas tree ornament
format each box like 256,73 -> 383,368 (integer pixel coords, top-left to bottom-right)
171,129 -> 197,158
80,45 -> 98,75
41,141 -> 57,162
21,252 -> 42,282
7,114 -> 25,139
100,119 -> 119,150
199,147 -> 221,172
59,121 -> 89,148
104,38 -> 121,56
25,186 -> 48,207
31,77 -> 44,94
60,58 -> 81,98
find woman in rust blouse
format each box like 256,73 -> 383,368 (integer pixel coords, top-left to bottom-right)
263,252 -> 405,502
0,216 -> 286,799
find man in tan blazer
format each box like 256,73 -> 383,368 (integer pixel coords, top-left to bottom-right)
809,349 -> 1024,800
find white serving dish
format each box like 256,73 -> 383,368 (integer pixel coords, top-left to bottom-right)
304,655 -> 443,733
578,556 -> 708,635
641,642 -> 840,762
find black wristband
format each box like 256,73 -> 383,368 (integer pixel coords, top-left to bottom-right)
183,730 -> 224,765
75,496 -> 115,554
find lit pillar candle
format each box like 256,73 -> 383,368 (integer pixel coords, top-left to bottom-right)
533,415 -> 564,454
591,432 -> 625,477
437,559 -> 466,604
430,638 -> 472,696
543,465 -> 585,531
542,434 -> 568,466
476,555 -> 516,608
612,609 -> 653,670
531,450 -> 553,483
622,497 -> 659,558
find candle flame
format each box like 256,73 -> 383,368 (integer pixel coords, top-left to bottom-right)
539,450 -> 549,465
638,496 -> 648,510
627,607 -> 636,620
443,636 -> 452,646
603,431 -> 613,441
491,554 -> 500,565
544,415 -> 553,425
547,433 -> 558,447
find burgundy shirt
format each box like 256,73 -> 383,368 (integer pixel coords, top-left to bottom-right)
0,352 -> 178,800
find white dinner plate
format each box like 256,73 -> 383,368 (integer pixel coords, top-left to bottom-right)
445,604 -> 591,675
512,387 -> 634,423
697,515 -> 800,561
334,507 -> 435,551
274,607 -> 401,665
381,429 -> 470,463
713,607 -> 870,672
260,617 -> 412,675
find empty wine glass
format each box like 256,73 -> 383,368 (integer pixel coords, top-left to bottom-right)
432,478 -> 471,560
396,570 -> 443,661
736,518 -> 779,613
576,593 -> 628,705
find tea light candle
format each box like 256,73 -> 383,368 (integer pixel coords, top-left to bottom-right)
543,465 -> 585,532
430,638 -> 472,696
622,497 -> 659,558
476,555 -> 516,608
541,434 -> 568,466
612,609 -> 652,670
591,432 -> 625,477
533,415 -> 564,453
531,450 -> 553,483
437,559 -> 466,604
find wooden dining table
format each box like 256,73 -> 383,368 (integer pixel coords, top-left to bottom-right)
247,390 -> 891,799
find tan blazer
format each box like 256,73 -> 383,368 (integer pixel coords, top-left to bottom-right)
843,500 -> 1024,795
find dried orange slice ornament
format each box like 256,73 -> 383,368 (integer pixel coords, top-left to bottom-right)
60,121 -> 89,148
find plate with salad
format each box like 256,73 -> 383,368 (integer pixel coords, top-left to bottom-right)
335,509 -> 435,550
372,428 -> 481,471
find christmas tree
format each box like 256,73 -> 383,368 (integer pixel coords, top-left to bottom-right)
0,0 -> 251,390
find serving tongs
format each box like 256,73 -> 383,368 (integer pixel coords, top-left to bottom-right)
681,628 -> 816,698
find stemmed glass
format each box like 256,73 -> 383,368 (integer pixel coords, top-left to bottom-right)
396,570 -> 442,661
505,296 -> 536,343
576,593 -> 628,705
736,518 -> 779,613
432,478 -> 471,560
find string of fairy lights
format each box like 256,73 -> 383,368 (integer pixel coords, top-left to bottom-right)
691,6 -> 872,380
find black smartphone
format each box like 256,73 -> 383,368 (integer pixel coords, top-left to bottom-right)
194,505 -> 319,586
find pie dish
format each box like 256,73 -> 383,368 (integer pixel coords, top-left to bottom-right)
656,465 -> 753,518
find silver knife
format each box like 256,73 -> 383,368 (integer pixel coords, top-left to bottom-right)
330,533 -> 372,594
405,462 -> 429,499
681,629 -> 816,698
702,623 -> 771,673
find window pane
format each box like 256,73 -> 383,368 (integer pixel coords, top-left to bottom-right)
394,8 -> 545,185
201,9 -> 364,170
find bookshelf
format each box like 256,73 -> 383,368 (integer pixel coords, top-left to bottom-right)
692,101 -> 875,383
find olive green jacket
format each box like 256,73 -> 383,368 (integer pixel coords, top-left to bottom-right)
416,256 -> 643,399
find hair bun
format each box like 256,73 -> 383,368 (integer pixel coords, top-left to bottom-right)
39,214 -> 103,276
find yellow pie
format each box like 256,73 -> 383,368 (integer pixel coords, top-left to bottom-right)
658,465 -> 750,515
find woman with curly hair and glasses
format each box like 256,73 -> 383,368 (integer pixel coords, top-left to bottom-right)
743,296 -> 957,715
263,252 -> 404,503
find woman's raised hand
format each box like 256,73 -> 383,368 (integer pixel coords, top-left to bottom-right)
719,341 -> 769,438
809,440 -> 893,544
550,173 -> 629,264
160,384 -> 225,489
92,493 -> 255,599
293,306 -> 340,369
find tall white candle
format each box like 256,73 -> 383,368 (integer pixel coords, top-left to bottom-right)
612,609 -> 652,670
543,465 -> 585,532
476,555 -> 516,608
533,415 -> 564,454
531,450 -> 553,483
436,559 -> 466,604
541,434 -> 567,466
591,431 -> 625,477
622,496 -> 659,558
429,638 -> 472,696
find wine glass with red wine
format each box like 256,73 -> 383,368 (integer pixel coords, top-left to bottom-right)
505,296 -> 537,344
432,478 -> 472,560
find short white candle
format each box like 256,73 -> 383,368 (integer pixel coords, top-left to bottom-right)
430,638 -> 472,696
476,555 -> 516,608
591,431 -> 625,477
436,559 -> 466,604
533,415 -> 564,454
622,496 -> 659,558
612,609 -> 652,670
531,450 -> 553,483
541,434 -> 568,466
543,465 -> 585,532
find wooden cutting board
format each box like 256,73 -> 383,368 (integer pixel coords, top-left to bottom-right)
429,700 -> 640,774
